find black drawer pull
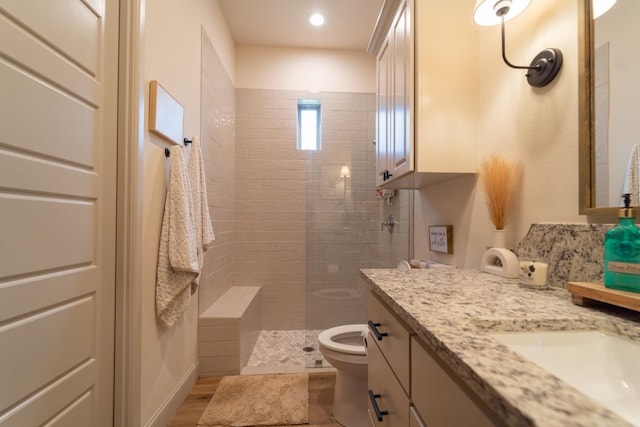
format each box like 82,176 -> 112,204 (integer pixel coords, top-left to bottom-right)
368,320 -> 388,341
368,390 -> 388,421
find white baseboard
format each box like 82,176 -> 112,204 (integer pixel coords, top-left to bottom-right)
146,361 -> 200,427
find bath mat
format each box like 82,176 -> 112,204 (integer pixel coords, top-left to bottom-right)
197,373 -> 309,427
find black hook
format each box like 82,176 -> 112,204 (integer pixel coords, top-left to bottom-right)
166,138 -> 191,157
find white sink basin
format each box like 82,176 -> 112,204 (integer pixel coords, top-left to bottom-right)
492,330 -> 640,426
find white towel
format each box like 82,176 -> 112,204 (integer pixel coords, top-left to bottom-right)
622,144 -> 640,206
156,145 -> 199,328
188,137 -> 215,290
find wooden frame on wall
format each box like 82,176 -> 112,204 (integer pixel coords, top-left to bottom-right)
429,225 -> 453,254
148,80 -> 184,145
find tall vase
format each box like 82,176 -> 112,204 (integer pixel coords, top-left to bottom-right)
480,229 -> 519,278
492,229 -> 506,248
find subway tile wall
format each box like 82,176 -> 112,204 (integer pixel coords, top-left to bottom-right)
200,34 -> 410,328
303,92 -> 378,330
235,89 -> 406,330
234,89 -> 309,329
200,31 -> 236,312
373,189 -> 412,270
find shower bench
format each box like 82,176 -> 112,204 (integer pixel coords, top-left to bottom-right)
198,286 -> 262,376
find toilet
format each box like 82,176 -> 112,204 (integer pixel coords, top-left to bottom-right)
318,324 -> 368,427
318,261 -> 410,427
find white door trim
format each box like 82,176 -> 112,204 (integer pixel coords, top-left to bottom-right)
114,0 -> 145,425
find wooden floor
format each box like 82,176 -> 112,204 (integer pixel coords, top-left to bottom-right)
167,372 -> 342,427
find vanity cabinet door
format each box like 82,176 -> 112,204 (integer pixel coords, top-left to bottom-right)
368,292 -> 411,392
411,337 -> 496,427
368,336 -> 410,427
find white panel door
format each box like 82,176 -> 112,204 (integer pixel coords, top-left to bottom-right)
0,0 -> 118,425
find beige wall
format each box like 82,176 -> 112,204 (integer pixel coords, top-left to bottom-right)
141,0 -> 234,424
236,45 -> 376,92
414,0 -> 585,268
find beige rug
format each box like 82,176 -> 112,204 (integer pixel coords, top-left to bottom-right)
197,373 -> 309,427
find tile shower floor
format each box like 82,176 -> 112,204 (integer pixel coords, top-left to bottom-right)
242,330 -> 335,375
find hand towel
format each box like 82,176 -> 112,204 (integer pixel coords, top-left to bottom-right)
156,145 -> 199,328
188,136 -> 215,290
622,144 -> 640,206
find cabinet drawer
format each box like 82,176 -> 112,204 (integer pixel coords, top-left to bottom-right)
411,336 -> 496,427
367,292 -> 411,392
368,333 -> 410,427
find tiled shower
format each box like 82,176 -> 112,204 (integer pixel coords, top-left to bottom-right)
200,31 -> 410,373
235,89 -> 411,371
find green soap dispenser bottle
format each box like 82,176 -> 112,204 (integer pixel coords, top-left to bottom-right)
604,193 -> 640,292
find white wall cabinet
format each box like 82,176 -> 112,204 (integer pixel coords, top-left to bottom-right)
370,0 -> 478,189
367,292 -> 500,427
375,0 -> 412,187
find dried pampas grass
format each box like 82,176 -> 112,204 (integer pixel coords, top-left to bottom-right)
479,154 -> 522,230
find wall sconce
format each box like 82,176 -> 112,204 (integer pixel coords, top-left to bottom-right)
340,166 -> 351,178
593,0 -> 616,18
473,0 -> 563,87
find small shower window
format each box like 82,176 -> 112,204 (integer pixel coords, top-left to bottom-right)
297,99 -> 321,151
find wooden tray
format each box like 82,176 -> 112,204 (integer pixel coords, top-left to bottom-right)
567,281 -> 640,312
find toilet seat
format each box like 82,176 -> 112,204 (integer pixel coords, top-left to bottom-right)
397,260 -> 411,269
318,324 -> 367,355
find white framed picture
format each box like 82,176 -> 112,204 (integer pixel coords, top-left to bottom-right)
149,80 -> 184,145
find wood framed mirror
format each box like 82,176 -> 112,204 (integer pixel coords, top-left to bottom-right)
580,0 -> 640,215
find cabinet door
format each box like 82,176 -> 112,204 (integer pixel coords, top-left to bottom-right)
376,37 -> 392,187
390,0 -> 413,180
411,337 -> 496,427
368,337 -> 410,427
368,292 -> 411,393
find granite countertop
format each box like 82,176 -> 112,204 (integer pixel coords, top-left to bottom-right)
360,268 -> 640,427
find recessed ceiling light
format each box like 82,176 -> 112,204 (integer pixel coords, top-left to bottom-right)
309,13 -> 325,26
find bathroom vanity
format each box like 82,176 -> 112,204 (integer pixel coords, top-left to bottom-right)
362,268 -> 640,427
367,291 -> 495,427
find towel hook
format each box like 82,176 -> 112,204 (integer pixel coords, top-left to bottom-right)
165,137 -> 193,158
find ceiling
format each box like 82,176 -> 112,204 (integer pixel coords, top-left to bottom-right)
218,0 -> 385,51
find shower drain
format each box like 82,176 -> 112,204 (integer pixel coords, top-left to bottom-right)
302,346 -> 315,352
